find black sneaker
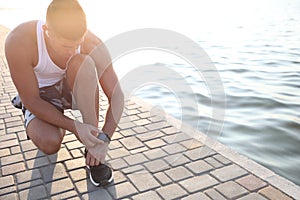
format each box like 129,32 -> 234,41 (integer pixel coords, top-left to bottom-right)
87,164 -> 113,187
84,149 -> 113,187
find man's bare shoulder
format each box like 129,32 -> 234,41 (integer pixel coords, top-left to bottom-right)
82,30 -> 104,54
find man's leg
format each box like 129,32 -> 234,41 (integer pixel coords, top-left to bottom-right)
65,54 -> 100,166
26,117 -> 65,155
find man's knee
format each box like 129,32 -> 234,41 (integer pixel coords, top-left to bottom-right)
39,136 -> 62,155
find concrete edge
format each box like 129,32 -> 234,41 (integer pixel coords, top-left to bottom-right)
130,96 -> 300,199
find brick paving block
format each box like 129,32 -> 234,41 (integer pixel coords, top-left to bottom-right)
180,139 -> 204,150
132,126 -> 148,134
62,134 -> 77,143
184,146 -> 216,161
136,130 -> 165,142
204,157 -> 223,168
107,148 -> 130,159
1,153 -> 23,165
0,148 -> 10,157
154,172 -> 172,185
107,182 -> 138,199
19,185 -> 48,200
120,136 -> 144,150
112,170 -> 127,185
6,120 -> 24,128
26,156 -> 51,169
157,183 -> 187,200
111,132 -> 123,140
49,148 -> 72,163
179,174 -> 219,193
215,181 -> 248,199
182,192 -> 211,200
109,158 -> 128,170
124,153 -> 148,165
16,131 -> 28,141
6,125 -> 25,134
82,189 -> 112,200
165,166 -> 193,182
130,146 -> 149,154
69,168 -> 87,182
64,157 -> 85,170
145,138 -> 166,149
46,178 -> 74,196
118,121 -> 136,130
0,133 -> 17,141
164,153 -> 190,167
185,160 -> 213,175
236,174 -> 267,192
204,188 -> 227,200
10,146 -> 21,154
161,126 -> 180,135
210,164 -> 248,182
18,179 -> 44,191
0,185 -> 16,196
132,191 -> 162,200
0,193 -> 18,200
2,162 -> 26,175
122,165 -> 145,174
119,128 -> 136,137
143,148 -> 168,160
16,169 -> 41,184
259,186 -> 293,200
134,118 -> 151,126
144,121 -> 166,131
24,149 -> 46,160
0,175 -> 14,189
162,143 -> 186,155
51,190 -> 79,200
75,179 -> 98,194
0,139 -> 18,149
163,132 -> 191,144
144,159 -> 170,173
40,163 -> 68,183
214,154 -> 231,165
70,149 -> 83,158
65,140 -> 84,150
128,171 -> 160,192
238,193 -> 268,200
19,140 -> 37,152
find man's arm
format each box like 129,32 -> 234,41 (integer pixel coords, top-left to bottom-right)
5,23 -> 99,146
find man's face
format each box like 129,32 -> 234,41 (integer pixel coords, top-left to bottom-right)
43,24 -> 84,59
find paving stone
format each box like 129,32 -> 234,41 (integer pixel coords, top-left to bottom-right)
161,126 -> 180,135
132,126 -> 148,134
157,183 -> 187,200
0,175 -> 15,189
108,182 -> 138,199
162,143 -> 186,154
19,185 -> 48,200
154,172 -> 172,185
112,170 -> 127,185
182,192 -> 211,200
204,157 -> 223,168
136,130 -> 165,142
16,169 -> 42,184
259,186 -> 293,200
0,148 -> 10,157
65,140 -> 84,150
24,149 -> 46,160
75,178 -> 98,194
0,139 -> 18,149
2,162 -> 26,175
143,148 -> 168,160
70,149 -> 83,158
210,164 -> 248,182
238,193 -> 268,200
214,154 -> 231,165
179,174 -> 219,193
132,190 -> 162,200
26,156 -> 51,169
0,193 -> 18,200
144,159 -> 170,173
0,185 -> 16,196
10,146 -> 21,154
40,163 -> 68,183
120,136 -> 144,150
109,158 -> 128,170
0,133 -> 17,141
119,128 -> 136,137
165,166 -> 193,182
124,153 -> 148,165
184,146 -> 216,161
69,168 -> 87,182
46,178 -> 74,196
215,181 -> 248,199
19,140 -> 37,152
1,153 -> 23,165
64,157 -> 85,170
163,132 -> 191,144
107,148 -> 130,159
130,146 -> 149,154
82,189 -> 112,200
18,179 -> 44,191
48,148 -> 72,163
51,190 -> 79,200
236,174 -> 268,192
204,188 -> 227,200
185,160 -> 213,175
164,153 -> 190,167
133,118 -> 151,126
145,138 -> 166,149
128,171 -> 160,192
122,165 -> 145,174
144,121 -> 166,131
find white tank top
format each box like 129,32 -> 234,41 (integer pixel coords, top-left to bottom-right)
34,20 -> 80,88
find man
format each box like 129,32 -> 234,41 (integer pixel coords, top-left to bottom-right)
5,0 -> 124,187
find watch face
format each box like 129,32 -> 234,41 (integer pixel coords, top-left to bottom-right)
98,133 -> 110,143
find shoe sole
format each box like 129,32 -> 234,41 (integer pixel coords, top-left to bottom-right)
86,165 -> 114,187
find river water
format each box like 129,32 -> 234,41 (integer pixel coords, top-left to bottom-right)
0,0 -> 299,185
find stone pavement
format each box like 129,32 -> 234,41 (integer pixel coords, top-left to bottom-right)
1,25 -> 300,200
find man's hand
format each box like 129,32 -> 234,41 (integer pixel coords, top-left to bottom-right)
74,120 -> 101,148
86,142 -> 109,166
